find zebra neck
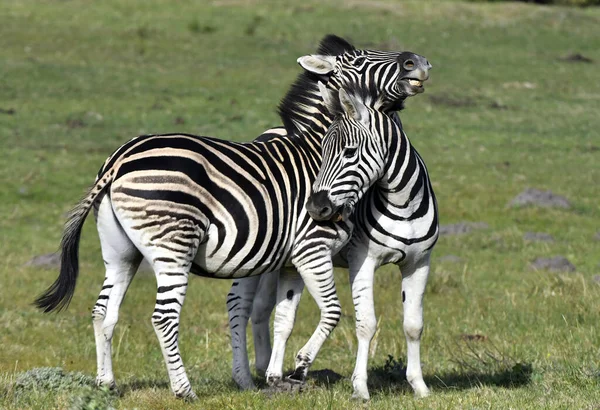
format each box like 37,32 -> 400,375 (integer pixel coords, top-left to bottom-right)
378,128 -> 421,201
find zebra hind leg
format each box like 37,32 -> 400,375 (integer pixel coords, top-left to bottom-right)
228,276 -> 261,390
92,194 -> 143,390
149,255 -> 199,400
251,270 -> 278,377
264,269 -> 304,386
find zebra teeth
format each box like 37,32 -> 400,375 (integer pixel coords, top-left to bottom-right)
408,79 -> 422,87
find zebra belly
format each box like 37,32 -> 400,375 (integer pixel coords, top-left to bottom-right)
191,222 -> 293,279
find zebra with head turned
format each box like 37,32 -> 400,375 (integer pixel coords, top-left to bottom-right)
34,35 -> 431,400
225,36 -> 433,391
229,40 -> 438,400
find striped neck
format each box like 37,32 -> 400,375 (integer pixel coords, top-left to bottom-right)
378,122 -> 418,198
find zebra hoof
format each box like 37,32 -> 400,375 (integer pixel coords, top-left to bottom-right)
95,377 -> 116,391
266,374 -> 282,387
178,391 -> 198,402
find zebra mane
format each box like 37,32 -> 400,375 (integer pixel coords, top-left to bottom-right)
278,35 -> 356,136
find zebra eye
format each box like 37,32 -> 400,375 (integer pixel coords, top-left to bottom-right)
343,147 -> 358,158
353,57 -> 366,67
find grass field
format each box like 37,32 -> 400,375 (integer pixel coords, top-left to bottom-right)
1,0 -> 599,408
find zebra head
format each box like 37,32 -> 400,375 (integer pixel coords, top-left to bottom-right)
306,82 -> 392,222
297,37 -> 432,111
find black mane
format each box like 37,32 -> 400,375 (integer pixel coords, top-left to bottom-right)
316,35 -> 355,56
278,35 -> 356,136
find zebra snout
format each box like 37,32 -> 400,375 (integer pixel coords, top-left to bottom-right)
306,191 -> 336,221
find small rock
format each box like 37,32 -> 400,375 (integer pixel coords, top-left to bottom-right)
592,275 -> 600,285
559,53 -> 593,63
523,232 -> 554,242
85,111 -> 103,121
439,255 -> 463,263
25,253 -> 61,269
0,107 -> 16,115
503,81 -> 536,89
439,222 -> 489,236
594,232 -> 600,241
530,256 -> 575,273
510,188 -> 571,209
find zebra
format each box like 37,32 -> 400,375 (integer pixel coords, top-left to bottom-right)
34,36 -> 432,399
229,46 -> 437,401
225,36 -> 433,390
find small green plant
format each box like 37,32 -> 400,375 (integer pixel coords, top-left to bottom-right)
13,367 -> 94,396
69,385 -> 115,410
10,367 -> 116,409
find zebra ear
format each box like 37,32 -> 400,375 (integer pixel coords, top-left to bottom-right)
297,55 -> 336,75
317,81 -> 337,115
339,89 -> 369,126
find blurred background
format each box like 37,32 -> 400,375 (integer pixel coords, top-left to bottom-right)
0,0 -> 599,408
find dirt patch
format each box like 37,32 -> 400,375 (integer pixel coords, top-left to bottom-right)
592,275 -> 600,285
66,118 -> 86,129
439,222 -> 489,237
0,107 -> 15,115
559,53 -> 593,63
461,334 -> 488,342
509,188 -> 571,209
261,379 -> 306,396
25,253 -> 61,269
594,232 -> 600,241
523,232 -> 554,243
530,256 -> 575,273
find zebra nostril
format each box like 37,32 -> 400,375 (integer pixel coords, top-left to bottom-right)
320,206 -> 331,217
403,59 -> 415,70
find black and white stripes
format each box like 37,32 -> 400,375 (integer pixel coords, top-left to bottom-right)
34,35 -> 430,399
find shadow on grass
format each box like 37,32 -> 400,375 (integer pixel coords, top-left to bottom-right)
367,356 -> 533,397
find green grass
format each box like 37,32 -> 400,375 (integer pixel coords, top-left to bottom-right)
1,0 -> 599,408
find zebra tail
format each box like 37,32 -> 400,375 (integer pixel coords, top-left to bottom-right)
34,173 -> 113,313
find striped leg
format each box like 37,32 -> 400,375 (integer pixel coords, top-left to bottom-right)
92,195 -> 142,389
151,261 -> 196,399
228,276 -> 261,390
265,269 -> 304,385
251,271 -> 278,376
401,255 -> 431,398
348,255 -> 378,400
287,254 -> 341,383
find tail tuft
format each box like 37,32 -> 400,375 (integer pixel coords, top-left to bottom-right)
34,200 -> 92,312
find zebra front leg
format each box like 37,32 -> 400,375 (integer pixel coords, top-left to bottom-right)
93,195 -> 142,390
401,255 -> 431,398
287,255 -> 341,383
348,255 -> 378,400
228,276 -> 261,390
151,261 -> 196,400
251,271 -> 278,376
265,269 -> 304,386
